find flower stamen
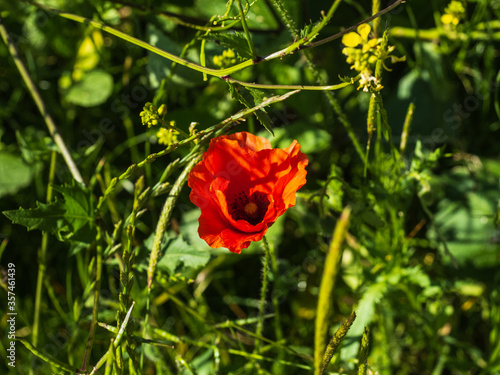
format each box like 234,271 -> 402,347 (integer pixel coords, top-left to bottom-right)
230,192 -> 269,225
244,202 -> 258,215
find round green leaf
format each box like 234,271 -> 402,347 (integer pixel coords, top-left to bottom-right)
65,69 -> 113,107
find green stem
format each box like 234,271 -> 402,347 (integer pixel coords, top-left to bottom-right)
326,84 -> 367,164
268,0 -> 299,35
79,227 -> 103,373
390,26 -> 500,41
200,36 -> 208,82
267,238 -> 284,373
160,13 -> 240,33
0,16 -> 84,184
366,28 -> 389,177
226,77 -> 351,91
43,278 -> 68,322
31,150 -> 56,367
373,92 -> 397,160
364,97 -> 377,178
267,240 -> 282,343
374,31 -> 387,81
237,0 -> 258,60
254,236 -> 271,353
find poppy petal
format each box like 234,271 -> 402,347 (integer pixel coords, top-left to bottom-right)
188,132 -> 308,253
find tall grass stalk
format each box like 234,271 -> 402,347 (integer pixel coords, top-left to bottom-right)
320,311 -> 357,374
400,102 -> 416,155
314,207 -> 351,374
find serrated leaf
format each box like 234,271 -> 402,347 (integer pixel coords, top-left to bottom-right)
200,32 -> 253,60
3,182 -> 96,249
51,184 -> 94,235
342,279 -> 389,361
157,236 -> 210,274
402,266 -> 431,289
229,83 -> 274,135
3,200 -> 66,233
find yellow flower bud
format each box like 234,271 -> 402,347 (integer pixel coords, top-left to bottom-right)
158,104 -> 167,117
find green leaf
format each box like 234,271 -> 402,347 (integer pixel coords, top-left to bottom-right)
342,280 -> 387,361
180,348 -> 215,375
429,166 -> 500,268
65,69 -> 113,107
300,23 -> 315,39
229,83 -> 274,135
18,338 -> 80,373
241,1 -> 279,30
3,182 -> 96,249
0,152 -> 33,197
51,184 -> 96,243
402,266 -> 431,290
200,32 -> 253,60
157,236 -> 211,274
3,200 -> 65,233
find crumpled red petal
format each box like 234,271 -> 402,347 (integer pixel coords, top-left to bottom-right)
188,132 -> 308,253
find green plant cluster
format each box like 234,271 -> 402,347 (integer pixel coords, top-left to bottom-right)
0,0 -> 499,374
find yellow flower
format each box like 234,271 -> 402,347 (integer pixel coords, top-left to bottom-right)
213,49 -> 237,68
441,1 -> 465,29
341,24 -> 404,92
140,102 -> 167,128
157,127 -> 178,146
342,23 -> 373,48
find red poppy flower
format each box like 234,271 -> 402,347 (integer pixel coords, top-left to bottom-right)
188,132 -> 308,253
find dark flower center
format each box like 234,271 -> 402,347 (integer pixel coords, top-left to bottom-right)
230,191 -> 269,225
